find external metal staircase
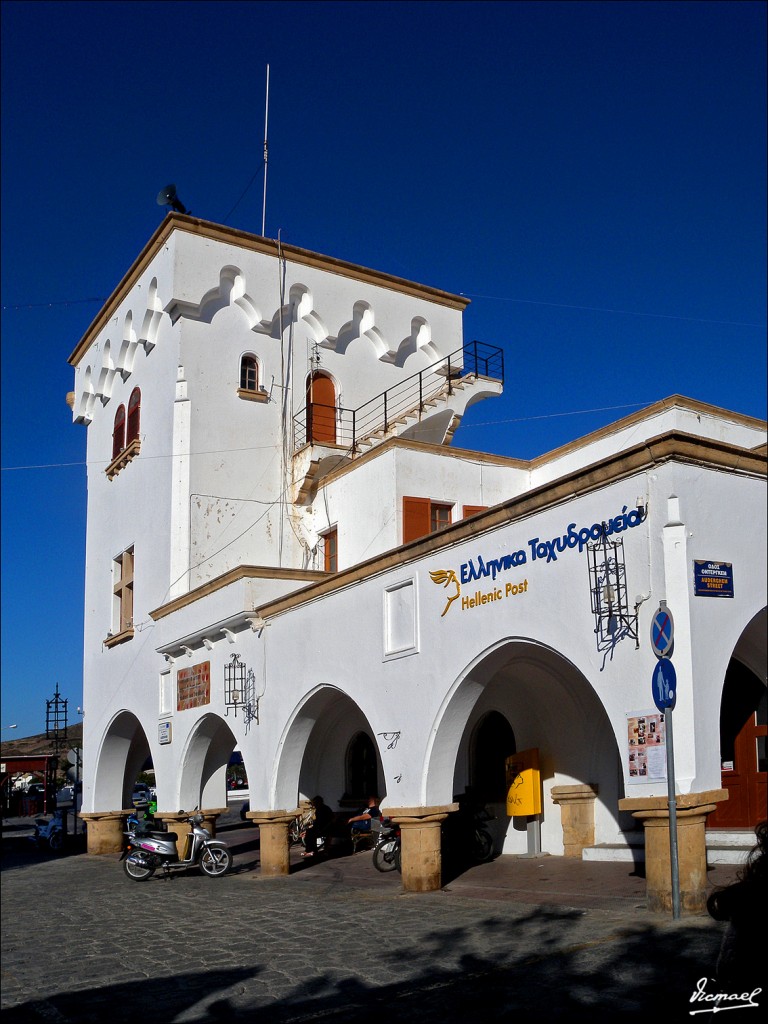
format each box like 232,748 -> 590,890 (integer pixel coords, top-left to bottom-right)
293,340 -> 504,456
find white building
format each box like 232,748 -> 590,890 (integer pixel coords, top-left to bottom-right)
69,214 -> 767,911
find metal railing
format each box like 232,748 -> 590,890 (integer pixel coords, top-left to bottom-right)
293,341 -> 503,454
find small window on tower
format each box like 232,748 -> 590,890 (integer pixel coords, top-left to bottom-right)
238,354 -> 268,402
126,388 -> 141,444
105,546 -> 135,647
112,405 -> 126,460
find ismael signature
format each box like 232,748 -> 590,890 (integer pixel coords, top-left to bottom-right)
689,977 -> 762,1014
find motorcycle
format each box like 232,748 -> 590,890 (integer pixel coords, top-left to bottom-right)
372,818 -> 401,873
121,809 -> 233,881
31,808 -> 65,853
442,801 -> 495,865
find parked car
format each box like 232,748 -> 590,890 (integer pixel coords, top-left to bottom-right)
132,783 -> 152,807
55,782 -> 82,810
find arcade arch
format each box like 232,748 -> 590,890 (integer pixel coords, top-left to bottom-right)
428,639 -> 624,855
272,686 -> 382,812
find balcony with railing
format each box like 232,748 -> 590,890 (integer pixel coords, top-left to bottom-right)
293,340 -> 504,456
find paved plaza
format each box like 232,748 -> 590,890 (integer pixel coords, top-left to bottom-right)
1,808 -> 757,1023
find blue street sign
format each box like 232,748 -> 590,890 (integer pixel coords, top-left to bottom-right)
650,604 -> 674,658
652,659 -> 677,712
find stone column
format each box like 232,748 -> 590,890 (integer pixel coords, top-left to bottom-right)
155,808 -> 227,851
81,811 -> 132,854
389,804 -> 457,892
248,810 -> 298,876
551,784 -> 598,858
619,789 -> 727,914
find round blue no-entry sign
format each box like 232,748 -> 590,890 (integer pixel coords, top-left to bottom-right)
652,659 -> 677,712
650,604 -> 674,658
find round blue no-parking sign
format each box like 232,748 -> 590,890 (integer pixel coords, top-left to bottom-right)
650,604 -> 674,658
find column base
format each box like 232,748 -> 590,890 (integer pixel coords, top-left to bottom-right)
81,811 -> 133,854
389,804 -> 458,892
248,809 -> 298,876
551,784 -> 598,858
619,789 -> 727,914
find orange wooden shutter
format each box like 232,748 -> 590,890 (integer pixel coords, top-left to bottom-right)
463,505 -> 488,519
403,497 -> 431,543
308,373 -> 336,443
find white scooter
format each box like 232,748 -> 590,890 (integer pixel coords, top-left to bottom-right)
31,808 -> 65,853
121,809 -> 232,880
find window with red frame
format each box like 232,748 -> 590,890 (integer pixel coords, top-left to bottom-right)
126,388 -> 141,444
323,528 -> 338,573
112,405 -> 126,460
403,497 -> 453,543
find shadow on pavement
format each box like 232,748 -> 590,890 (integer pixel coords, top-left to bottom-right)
0,903 -> 733,1023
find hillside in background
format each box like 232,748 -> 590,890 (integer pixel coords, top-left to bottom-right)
1,722 -> 82,761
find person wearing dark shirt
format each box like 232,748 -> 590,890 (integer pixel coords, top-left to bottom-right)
348,796 -> 381,833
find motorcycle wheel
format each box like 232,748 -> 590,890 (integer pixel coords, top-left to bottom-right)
372,839 -> 399,873
123,851 -> 156,881
200,847 -> 232,877
48,830 -> 64,853
473,828 -> 494,863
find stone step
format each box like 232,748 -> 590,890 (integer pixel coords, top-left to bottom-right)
582,829 -> 755,865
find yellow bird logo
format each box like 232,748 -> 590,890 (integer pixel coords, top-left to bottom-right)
429,569 -> 461,617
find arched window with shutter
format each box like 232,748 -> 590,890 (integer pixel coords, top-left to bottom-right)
126,388 -> 141,444
112,405 -> 126,460
240,355 -> 259,392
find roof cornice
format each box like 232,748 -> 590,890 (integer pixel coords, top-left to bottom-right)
68,215 -> 470,366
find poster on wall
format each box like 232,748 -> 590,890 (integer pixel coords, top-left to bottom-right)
626,710 -> 666,783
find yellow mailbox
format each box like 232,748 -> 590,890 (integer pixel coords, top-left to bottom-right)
505,748 -> 541,816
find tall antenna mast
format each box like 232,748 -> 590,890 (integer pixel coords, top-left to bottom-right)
261,64 -> 270,237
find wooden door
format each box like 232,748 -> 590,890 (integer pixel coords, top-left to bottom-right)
708,665 -> 767,829
307,373 -> 336,444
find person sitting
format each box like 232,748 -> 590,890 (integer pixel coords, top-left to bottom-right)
348,796 -> 381,850
301,795 -> 334,858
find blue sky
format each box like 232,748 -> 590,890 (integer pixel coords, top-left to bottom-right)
1,0 -> 765,739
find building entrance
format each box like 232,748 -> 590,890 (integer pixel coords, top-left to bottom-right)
708,660 -> 767,829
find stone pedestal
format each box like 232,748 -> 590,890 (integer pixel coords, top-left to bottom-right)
551,784 -> 598,858
81,811 -> 133,854
389,804 -> 457,892
619,789 -> 727,914
247,810 -> 298,876
155,808 -> 227,852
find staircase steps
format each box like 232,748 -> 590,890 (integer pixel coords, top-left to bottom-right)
582,829 -> 755,865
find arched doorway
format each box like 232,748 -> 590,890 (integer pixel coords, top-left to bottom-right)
306,372 -> 336,444
708,659 -> 767,829
344,731 -> 380,804
272,685 -> 382,813
469,710 -> 516,804
429,639 -> 624,857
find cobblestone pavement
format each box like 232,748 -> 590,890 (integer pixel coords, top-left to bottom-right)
1,811 -> 757,1023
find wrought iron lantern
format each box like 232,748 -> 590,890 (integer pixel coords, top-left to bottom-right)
586,525 -> 639,651
224,654 -> 247,717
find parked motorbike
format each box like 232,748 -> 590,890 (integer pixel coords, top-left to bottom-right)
442,800 -> 495,866
121,810 -> 232,880
31,809 -> 65,853
372,818 -> 401,873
